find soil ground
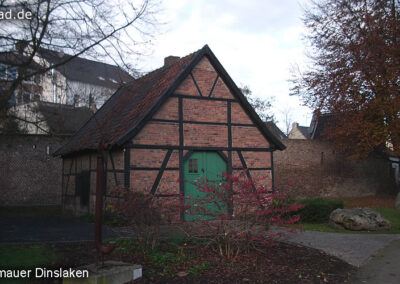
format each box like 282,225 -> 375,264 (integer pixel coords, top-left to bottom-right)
46,241 -> 354,284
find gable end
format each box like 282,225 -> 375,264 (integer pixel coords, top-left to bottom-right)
115,45 -> 285,151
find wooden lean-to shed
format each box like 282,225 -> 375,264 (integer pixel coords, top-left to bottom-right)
54,45 -> 286,220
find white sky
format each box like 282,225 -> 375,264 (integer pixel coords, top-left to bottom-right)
138,0 -> 313,132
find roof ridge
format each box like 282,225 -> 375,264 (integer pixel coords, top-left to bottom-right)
133,47 -> 202,82
38,47 -> 129,70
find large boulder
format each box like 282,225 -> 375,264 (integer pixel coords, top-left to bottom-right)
395,192 -> 400,210
329,208 -> 392,231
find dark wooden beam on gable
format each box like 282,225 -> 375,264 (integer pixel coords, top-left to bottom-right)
208,74 -> 219,97
237,150 -> 254,184
190,72 -> 203,97
150,149 -> 173,195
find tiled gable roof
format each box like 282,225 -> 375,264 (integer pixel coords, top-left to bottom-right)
55,45 -> 285,156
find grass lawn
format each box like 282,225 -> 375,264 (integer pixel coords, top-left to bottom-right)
0,244 -> 58,269
298,197 -> 400,234
0,244 -> 58,284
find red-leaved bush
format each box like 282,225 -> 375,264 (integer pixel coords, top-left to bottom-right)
107,188 -> 181,251
183,170 -> 304,259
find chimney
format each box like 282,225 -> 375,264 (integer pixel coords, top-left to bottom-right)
164,56 -> 180,67
292,122 -> 299,129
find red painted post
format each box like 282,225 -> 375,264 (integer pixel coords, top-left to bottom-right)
95,141 -> 105,265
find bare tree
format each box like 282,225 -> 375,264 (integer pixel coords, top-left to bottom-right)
280,106 -> 293,136
0,0 -> 160,131
240,85 -> 276,122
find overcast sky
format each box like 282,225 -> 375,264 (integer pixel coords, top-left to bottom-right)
138,0 -> 312,132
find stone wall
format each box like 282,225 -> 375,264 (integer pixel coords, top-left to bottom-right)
274,139 -> 397,198
0,134 -> 68,206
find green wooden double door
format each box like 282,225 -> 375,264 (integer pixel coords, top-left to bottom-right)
184,151 -> 227,221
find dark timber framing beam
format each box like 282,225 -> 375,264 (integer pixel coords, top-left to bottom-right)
109,151 -> 119,186
178,97 -> 185,221
124,148 -> 130,189
271,151 -> 275,192
151,149 -> 173,195
150,118 -> 255,127
232,167 -> 272,171
104,150 -> 109,195
227,101 -> 233,216
64,169 -> 125,175
190,72 -> 203,97
130,167 -> 179,171
64,158 -> 74,199
171,93 -> 236,102
208,74 -> 219,97
125,144 -> 273,152
237,150 -> 253,182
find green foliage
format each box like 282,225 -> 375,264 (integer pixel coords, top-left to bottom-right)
149,251 -> 177,266
111,238 -> 141,254
188,261 -> 212,276
376,208 -> 400,232
298,198 -> 344,223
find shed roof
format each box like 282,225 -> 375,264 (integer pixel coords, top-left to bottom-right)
54,45 -> 285,156
36,102 -> 93,135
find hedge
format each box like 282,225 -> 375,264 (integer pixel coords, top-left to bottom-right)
297,198 -> 344,223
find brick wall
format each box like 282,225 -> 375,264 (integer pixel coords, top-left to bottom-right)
0,134 -> 69,206
274,139 -> 397,198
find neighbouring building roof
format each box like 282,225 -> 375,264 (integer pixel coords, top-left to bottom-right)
297,125 -> 311,138
37,48 -> 133,89
288,122 -> 311,139
54,45 -> 286,156
265,121 -> 287,140
310,113 -> 337,140
35,102 -> 93,135
0,52 -> 41,69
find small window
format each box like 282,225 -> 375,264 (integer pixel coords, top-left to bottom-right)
0,64 -> 6,79
188,159 -> 198,173
0,64 -> 17,80
7,66 -> 17,80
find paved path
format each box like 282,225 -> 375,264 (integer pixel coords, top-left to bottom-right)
274,228 -> 400,283
0,216 -> 118,243
349,239 -> 400,284
278,229 -> 400,267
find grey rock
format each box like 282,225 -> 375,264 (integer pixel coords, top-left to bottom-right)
395,192 -> 400,210
329,208 -> 392,231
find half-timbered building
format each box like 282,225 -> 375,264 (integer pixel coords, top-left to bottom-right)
54,45 -> 286,219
